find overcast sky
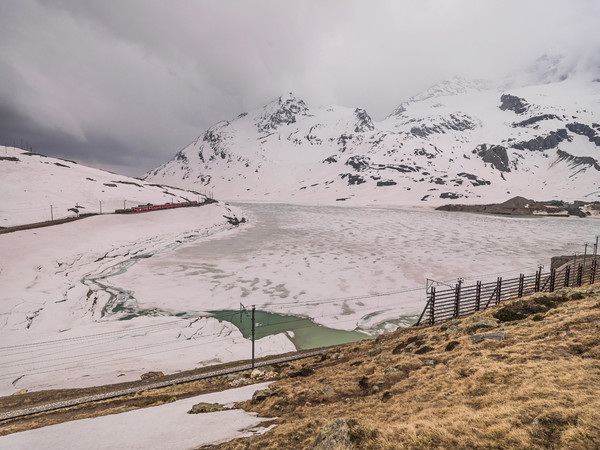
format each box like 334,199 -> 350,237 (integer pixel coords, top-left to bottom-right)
1,0 -> 599,176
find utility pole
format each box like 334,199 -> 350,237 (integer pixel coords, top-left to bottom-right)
50,205 -> 54,221
240,303 -> 256,369
99,201 -> 102,214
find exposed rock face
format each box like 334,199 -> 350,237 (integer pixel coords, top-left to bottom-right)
557,150 -> 600,172
174,151 -> 189,164
345,155 -> 371,171
354,108 -> 375,133
473,144 -> 511,172
410,113 -> 477,138
457,172 -> 491,186
340,173 -> 366,185
512,114 -> 561,128
499,94 -> 529,114
566,122 -> 600,146
257,93 -> 309,133
440,192 -> 462,199
512,129 -> 570,151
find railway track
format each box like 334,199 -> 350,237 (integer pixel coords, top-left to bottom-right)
0,347 -> 329,422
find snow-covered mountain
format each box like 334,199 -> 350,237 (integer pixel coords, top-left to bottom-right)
0,146 -> 210,227
145,63 -> 600,206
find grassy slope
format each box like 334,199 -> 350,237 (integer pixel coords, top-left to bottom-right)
224,285 -> 600,449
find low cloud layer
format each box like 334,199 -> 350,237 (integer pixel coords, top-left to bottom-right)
1,0 -> 599,176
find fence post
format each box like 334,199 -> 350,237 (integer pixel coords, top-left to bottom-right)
475,281 -> 481,311
518,274 -> 524,298
577,264 -> 583,287
535,267 -> 541,292
428,287 -> 436,326
549,269 -> 556,292
564,265 -> 571,288
453,280 -> 462,318
591,258 -> 597,285
496,277 -> 502,304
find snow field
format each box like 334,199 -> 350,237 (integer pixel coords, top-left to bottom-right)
0,382 -> 274,449
0,205 -> 294,396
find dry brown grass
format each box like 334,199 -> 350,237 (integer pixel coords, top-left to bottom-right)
220,285 -> 600,449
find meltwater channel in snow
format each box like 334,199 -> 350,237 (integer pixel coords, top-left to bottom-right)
109,203 -> 597,339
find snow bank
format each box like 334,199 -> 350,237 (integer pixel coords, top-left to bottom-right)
0,382 -> 273,449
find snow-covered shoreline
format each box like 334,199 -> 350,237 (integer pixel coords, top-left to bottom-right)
0,205 -> 295,396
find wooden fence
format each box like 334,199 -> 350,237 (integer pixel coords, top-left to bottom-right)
416,257 -> 598,326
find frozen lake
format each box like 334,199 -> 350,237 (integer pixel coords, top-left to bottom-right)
0,203 -> 597,394
111,203 -> 598,333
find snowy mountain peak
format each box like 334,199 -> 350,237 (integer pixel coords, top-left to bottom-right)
408,76 -> 491,103
354,108 -> 375,132
388,77 -> 490,118
146,72 -> 600,206
256,92 -> 309,133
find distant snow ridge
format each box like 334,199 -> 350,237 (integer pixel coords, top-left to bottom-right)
0,147 -> 211,227
145,66 -> 600,206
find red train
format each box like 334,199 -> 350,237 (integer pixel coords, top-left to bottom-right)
115,201 -> 198,214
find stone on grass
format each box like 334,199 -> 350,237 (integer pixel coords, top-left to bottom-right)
311,418 -> 352,450
469,331 -> 506,344
466,317 -> 499,333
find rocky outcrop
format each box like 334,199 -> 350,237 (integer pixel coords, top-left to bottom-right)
566,122 -> 600,146
354,108 -> 375,133
410,113 -> 477,138
557,149 -> 600,172
512,129 -> 570,151
340,173 -> 366,185
257,94 -> 309,133
473,144 -> 511,172
345,155 -> 371,171
456,172 -> 491,186
512,114 -> 561,128
499,94 -> 529,114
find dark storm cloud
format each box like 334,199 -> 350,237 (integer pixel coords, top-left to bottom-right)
1,0 -> 599,176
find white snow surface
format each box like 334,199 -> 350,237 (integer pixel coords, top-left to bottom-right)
145,76 -> 600,206
0,146 -> 211,227
0,382 -> 273,449
0,203 -> 294,396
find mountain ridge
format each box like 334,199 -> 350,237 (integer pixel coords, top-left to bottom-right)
144,65 -> 600,206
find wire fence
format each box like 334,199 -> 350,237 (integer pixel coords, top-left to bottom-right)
416,256 -> 599,326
